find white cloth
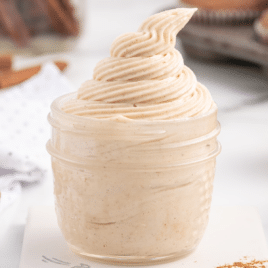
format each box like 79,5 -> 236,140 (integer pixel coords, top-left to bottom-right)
0,63 -> 73,212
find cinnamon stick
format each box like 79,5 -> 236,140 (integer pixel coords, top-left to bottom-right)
0,0 -> 31,47
0,55 -> 12,72
0,61 -> 68,89
20,0 -> 51,35
47,0 -> 79,36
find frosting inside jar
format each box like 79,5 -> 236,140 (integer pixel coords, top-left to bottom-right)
62,8 -> 215,120
48,8 -> 221,263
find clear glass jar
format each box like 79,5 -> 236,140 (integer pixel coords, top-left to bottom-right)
0,0 -> 87,55
46,93 -> 221,266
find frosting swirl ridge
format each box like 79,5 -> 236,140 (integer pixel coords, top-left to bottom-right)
62,8 -> 215,120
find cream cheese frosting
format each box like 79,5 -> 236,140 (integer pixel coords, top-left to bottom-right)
48,8 -> 221,263
62,8 -> 215,120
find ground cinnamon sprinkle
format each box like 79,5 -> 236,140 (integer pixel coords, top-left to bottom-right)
216,259 -> 268,268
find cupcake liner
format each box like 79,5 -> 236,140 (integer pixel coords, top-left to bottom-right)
178,1 -> 261,25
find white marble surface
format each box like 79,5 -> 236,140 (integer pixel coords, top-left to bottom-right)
1,0 -> 268,267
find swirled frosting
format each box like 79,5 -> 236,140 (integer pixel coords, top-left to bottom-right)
62,8 -> 215,120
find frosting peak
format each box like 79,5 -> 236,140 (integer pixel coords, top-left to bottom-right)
62,8 -> 215,121
110,8 -> 197,58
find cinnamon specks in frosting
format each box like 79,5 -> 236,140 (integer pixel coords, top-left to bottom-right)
62,8 -> 215,120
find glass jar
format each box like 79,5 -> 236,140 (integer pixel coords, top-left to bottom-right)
0,0 -> 87,55
46,93 -> 221,266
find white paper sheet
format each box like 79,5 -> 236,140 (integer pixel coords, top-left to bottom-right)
20,206 -> 268,268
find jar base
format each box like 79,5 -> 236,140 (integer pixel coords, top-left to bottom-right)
69,244 -> 196,266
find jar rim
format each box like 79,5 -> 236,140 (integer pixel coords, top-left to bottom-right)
49,92 -> 218,126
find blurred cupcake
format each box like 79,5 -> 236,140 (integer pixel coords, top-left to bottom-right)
179,0 -> 268,25
254,9 -> 268,44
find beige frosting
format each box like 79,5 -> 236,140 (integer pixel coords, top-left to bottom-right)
50,8 -> 221,263
62,8 -> 215,120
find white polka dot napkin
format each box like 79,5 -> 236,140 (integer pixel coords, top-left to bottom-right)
0,62 -> 73,212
